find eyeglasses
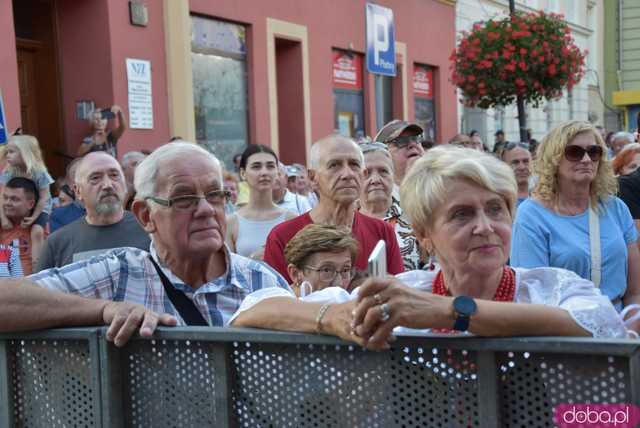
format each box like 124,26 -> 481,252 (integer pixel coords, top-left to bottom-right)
564,145 -> 603,162
146,190 -> 231,211
504,142 -> 530,151
304,265 -> 355,283
387,135 -> 423,149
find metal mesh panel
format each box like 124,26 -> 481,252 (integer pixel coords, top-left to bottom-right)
124,339 -> 218,427
9,339 -> 95,428
232,341 -> 479,428
497,351 -> 631,428
390,345 -> 479,427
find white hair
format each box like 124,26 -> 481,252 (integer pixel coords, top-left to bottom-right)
309,134 -> 364,170
400,145 -> 517,237
134,142 -> 223,200
612,132 -> 635,145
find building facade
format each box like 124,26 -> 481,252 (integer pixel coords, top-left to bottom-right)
1,0 -> 457,176
607,0 -> 640,132
455,0 -> 605,147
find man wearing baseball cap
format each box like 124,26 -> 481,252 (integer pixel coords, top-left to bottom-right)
374,120 -> 425,193
374,120 -> 426,270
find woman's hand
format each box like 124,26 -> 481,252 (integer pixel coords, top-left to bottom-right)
322,300 -> 394,350
1,218 -> 13,230
352,276 -> 453,349
21,216 -> 35,228
111,105 -> 122,115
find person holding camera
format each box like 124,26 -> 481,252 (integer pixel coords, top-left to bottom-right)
77,105 -> 127,158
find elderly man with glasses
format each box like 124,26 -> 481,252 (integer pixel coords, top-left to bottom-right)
0,142 -> 290,346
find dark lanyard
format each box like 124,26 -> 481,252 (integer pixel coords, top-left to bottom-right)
148,256 -> 208,326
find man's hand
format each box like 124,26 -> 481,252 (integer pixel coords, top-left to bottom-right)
102,301 -> 177,347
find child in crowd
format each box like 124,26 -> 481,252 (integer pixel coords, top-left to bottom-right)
0,135 -> 53,266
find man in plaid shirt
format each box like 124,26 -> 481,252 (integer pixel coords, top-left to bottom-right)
0,142 -> 290,346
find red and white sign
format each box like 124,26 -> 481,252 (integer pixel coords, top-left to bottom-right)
413,64 -> 433,99
333,50 -> 363,90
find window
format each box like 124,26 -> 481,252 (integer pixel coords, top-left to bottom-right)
191,16 -> 248,170
332,49 -> 365,138
413,64 -> 437,143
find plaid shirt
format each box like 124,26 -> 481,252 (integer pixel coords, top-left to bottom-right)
29,244 -> 291,326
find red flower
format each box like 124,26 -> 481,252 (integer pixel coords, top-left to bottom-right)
450,10 -> 586,109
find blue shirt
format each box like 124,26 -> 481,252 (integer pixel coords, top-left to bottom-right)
511,197 -> 638,307
49,201 -> 86,233
30,244 -> 291,326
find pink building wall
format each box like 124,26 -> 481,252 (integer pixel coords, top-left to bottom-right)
57,0 -> 169,157
57,0 -> 114,156
4,0 -> 455,166
104,0 -> 170,155
190,0 -> 457,152
0,2 -> 21,134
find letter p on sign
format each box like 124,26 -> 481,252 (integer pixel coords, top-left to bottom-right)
366,3 -> 396,76
373,13 -> 389,65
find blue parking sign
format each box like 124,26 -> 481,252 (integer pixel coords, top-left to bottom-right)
0,91 -> 7,145
366,3 -> 396,76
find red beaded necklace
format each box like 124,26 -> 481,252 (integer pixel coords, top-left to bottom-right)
431,267 -> 516,334
432,266 -> 516,301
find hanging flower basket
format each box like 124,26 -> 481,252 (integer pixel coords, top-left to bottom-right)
449,11 -> 587,109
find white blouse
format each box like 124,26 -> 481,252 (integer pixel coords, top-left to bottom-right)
229,267 -> 630,338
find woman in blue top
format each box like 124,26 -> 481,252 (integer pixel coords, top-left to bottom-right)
511,121 -> 640,321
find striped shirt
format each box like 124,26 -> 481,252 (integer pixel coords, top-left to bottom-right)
0,241 -> 23,277
29,244 -> 291,326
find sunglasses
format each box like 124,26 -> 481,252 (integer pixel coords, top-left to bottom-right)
387,135 -> 422,149
564,145 -> 603,162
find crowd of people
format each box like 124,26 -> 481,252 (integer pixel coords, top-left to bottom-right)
0,109 -> 639,349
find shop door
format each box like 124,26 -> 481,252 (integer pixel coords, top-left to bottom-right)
13,0 -> 66,178
17,41 -> 40,139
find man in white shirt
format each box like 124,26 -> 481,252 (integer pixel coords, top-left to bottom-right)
273,164 -> 312,215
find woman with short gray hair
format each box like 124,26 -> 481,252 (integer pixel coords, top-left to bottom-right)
359,142 -> 423,270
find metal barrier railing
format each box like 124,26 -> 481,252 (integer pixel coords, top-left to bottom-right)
0,327 -> 638,427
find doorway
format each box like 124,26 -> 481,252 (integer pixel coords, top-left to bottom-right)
13,0 -> 66,178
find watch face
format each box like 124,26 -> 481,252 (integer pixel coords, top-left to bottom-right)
453,296 -> 477,315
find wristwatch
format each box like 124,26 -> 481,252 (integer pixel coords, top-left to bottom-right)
452,296 -> 477,332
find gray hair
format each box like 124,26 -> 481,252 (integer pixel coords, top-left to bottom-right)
360,142 -> 393,168
400,145 -> 517,237
121,151 -> 146,168
309,134 -> 364,170
612,132 -> 635,145
134,142 -> 222,200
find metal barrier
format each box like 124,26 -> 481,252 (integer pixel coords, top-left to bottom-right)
0,327 -> 638,427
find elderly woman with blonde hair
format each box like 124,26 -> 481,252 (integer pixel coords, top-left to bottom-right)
510,121 -> 640,324
232,146 -> 633,349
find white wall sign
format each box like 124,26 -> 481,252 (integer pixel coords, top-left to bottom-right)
126,58 -> 153,129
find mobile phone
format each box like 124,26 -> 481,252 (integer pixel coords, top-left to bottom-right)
101,109 -> 115,120
367,240 -> 387,278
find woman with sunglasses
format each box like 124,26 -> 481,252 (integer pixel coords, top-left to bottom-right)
511,121 -> 640,327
